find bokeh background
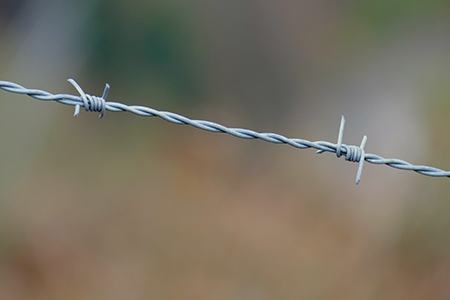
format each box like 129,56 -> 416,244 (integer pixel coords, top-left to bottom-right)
1,0 -> 450,299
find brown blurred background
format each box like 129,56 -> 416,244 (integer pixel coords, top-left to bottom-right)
1,0 -> 450,299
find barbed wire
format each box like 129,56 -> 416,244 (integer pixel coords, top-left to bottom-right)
0,78 -> 449,184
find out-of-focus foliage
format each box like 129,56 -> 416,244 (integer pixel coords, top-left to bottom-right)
86,0 -> 201,103
0,0 -> 449,299
350,0 -> 450,36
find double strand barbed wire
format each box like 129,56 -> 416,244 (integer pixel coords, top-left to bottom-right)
0,78 -> 449,184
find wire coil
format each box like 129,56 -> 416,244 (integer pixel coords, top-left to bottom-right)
68,79 -> 109,118
317,116 -> 367,184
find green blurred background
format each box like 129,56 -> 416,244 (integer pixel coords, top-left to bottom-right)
1,0 -> 450,299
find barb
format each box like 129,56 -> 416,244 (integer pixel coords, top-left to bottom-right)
317,116 -> 367,184
0,78 -> 449,184
68,78 -> 109,118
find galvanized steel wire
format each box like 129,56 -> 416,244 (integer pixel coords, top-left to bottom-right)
1,78 -> 449,184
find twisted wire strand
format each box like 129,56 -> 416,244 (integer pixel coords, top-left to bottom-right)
0,79 -> 449,182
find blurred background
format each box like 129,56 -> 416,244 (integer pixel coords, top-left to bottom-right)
0,0 -> 450,299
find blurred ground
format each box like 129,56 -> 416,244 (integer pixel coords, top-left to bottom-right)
0,0 -> 450,299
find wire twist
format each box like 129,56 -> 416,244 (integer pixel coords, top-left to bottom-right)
68,78 -> 109,118
317,116 -> 367,184
0,78 -> 449,184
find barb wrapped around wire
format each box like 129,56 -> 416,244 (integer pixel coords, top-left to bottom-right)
0,78 -> 449,184
317,116 -> 367,184
68,79 -> 109,118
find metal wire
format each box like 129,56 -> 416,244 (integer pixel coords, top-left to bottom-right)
1,78 -> 449,184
